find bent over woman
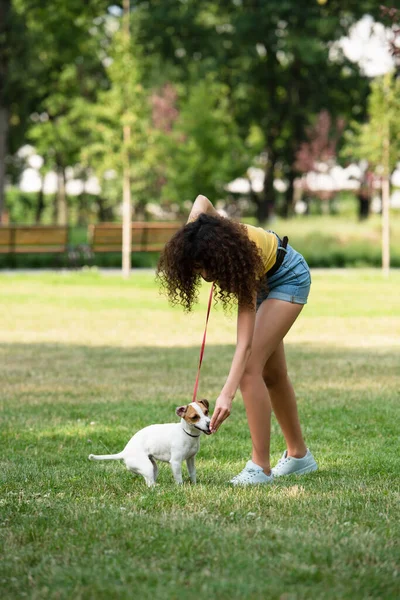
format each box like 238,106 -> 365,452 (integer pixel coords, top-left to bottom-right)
156,195 -> 317,486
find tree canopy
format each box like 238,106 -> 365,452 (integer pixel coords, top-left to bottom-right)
1,0 -> 395,224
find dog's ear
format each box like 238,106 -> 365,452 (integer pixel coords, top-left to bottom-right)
176,405 -> 188,418
197,398 -> 209,411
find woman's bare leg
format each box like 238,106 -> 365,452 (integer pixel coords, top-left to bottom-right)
263,341 -> 307,459
239,299 -> 304,475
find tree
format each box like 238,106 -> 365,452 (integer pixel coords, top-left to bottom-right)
295,111 -> 345,174
79,7 -> 155,275
0,0 -> 30,223
343,73 -> 400,273
294,110 -> 345,214
3,0 -> 113,224
132,0 -> 383,221
3,0 -> 389,226
159,77 -> 248,206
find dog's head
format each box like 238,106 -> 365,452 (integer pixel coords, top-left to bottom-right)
176,399 -> 211,435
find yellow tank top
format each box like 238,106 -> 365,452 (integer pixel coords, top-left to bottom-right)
242,224 -> 278,274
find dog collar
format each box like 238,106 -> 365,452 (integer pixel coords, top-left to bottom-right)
182,428 -> 201,438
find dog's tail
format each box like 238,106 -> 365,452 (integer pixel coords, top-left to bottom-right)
88,452 -> 124,461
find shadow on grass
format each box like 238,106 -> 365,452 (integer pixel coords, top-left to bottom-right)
1,341 -> 398,476
1,345 -> 399,600
1,341 -> 398,419
1,339 -> 399,389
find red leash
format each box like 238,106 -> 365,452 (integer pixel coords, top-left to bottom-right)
192,283 -> 214,403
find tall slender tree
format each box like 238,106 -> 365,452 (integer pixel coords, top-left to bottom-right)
122,0 -> 132,278
78,4 -> 153,271
343,73 -> 400,274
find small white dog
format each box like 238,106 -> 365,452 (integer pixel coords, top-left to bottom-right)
88,399 -> 211,487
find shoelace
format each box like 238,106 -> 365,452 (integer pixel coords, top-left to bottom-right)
241,470 -> 259,480
231,467 -> 254,482
232,467 -> 261,482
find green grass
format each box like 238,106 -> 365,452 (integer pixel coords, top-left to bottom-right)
1,270 -> 399,599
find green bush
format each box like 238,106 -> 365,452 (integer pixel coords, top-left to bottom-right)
294,234 -> 400,268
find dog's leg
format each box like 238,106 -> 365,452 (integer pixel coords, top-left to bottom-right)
186,456 -> 196,484
149,456 -> 158,483
170,459 -> 183,485
126,454 -> 156,487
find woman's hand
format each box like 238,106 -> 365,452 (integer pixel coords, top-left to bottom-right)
210,394 -> 233,433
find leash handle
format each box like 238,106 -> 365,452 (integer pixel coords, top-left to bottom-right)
192,283 -> 214,403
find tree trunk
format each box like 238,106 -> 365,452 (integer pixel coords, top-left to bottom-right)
282,171 -> 296,218
381,175 -> 390,276
0,107 -> 7,223
35,174 -> 45,223
96,196 -> 114,221
381,91 -> 390,276
122,125 -> 132,278
0,0 -> 11,224
357,192 -> 370,221
255,195 -> 271,223
56,166 -> 68,225
121,0 -> 132,279
259,154 -> 276,224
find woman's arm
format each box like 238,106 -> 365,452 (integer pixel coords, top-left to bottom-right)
210,295 -> 257,432
187,195 -> 219,223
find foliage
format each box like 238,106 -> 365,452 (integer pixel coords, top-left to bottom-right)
5,0 -> 114,222
9,0 -> 103,125
78,24 -> 159,215
159,78 -> 249,205
151,83 -> 179,133
132,0 -> 383,217
2,0 -> 392,224
342,72 -> 400,172
294,110 -> 345,173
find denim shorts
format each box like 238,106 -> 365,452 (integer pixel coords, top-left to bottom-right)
256,233 -> 311,309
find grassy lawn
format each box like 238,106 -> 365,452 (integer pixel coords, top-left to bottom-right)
1,270 -> 399,599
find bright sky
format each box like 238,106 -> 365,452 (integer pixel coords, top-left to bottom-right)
337,15 -> 396,77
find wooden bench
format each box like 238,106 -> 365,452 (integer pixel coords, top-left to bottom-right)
0,226 -> 68,254
88,222 -> 182,253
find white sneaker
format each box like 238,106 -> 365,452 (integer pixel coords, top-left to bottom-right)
271,448 -> 318,477
230,460 -> 274,486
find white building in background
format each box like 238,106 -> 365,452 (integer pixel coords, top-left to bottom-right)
225,162 -> 400,214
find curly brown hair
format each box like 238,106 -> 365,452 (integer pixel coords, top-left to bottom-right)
156,214 -> 266,312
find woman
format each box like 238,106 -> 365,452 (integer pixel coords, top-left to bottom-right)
157,195 -> 317,485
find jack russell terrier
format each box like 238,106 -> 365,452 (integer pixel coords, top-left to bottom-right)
88,399 -> 211,487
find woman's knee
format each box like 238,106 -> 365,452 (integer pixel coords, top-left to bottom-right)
240,364 -> 263,393
263,365 -> 288,388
